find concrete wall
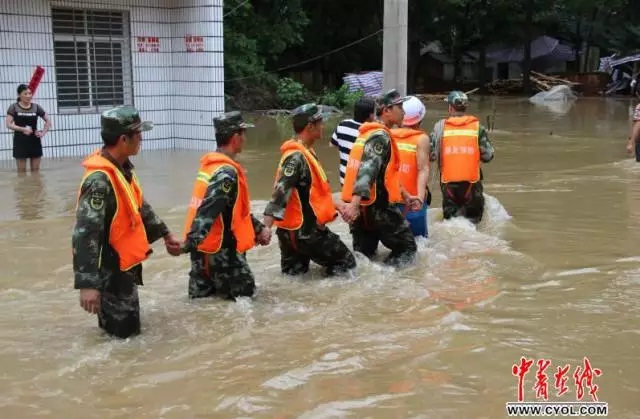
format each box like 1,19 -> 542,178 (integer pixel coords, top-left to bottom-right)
0,0 -> 223,160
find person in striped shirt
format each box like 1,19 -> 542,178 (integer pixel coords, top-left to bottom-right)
330,96 -> 375,185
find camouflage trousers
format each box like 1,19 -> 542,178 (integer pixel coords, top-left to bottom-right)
276,226 -> 356,276
441,181 -> 485,224
98,275 -> 140,339
188,248 -> 255,300
350,205 -> 417,267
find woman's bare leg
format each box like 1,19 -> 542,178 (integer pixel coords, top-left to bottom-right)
30,157 -> 41,171
16,159 -> 27,173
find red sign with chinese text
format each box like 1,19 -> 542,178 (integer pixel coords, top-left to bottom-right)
185,35 -> 205,52
137,36 -> 160,53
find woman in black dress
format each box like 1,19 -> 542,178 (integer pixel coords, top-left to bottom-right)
5,84 -> 51,172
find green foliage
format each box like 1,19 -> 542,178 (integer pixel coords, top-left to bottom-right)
224,0 -> 640,106
276,77 -> 310,109
283,0 -> 384,88
316,85 -> 364,109
224,1 -> 309,88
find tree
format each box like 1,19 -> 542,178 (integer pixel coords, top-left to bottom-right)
223,0 -> 640,106
556,0 -> 628,71
281,0 -> 384,90
223,0 -> 309,87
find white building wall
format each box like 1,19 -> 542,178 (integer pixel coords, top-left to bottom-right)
171,1 -> 223,150
0,0 -> 222,160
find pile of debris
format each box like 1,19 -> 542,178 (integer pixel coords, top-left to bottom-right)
486,78 -> 523,94
415,88 -> 480,102
486,71 -> 580,94
530,71 -> 581,91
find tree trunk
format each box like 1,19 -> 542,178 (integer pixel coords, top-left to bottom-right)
522,0 -> 533,93
478,46 -> 487,91
406,2 -> 422,94
453,1 -> 472,85
583,6 -> 600,72
574,17 -> 582,72
477,0 -> 488,91
407,39 -> 421,94
453,52 -> 462,84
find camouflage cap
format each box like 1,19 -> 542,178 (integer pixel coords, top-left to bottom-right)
445,90 -> 469,110
101,105 -> 153,138
376,89 -> 409,110
213,111 -> 254,139
292,103 -> 323,128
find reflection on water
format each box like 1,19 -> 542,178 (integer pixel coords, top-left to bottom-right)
14,173 -> 47,220
0,97 -> 640,418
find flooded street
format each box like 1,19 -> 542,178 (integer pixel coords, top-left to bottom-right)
1,97 -> 639,418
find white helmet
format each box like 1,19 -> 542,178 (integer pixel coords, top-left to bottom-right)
402,96 -> 426,126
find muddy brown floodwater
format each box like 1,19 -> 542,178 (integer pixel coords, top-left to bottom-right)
0,97 -> 639,418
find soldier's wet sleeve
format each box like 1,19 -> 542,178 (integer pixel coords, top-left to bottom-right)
140,200 -> 169,243
182,167 -> 237,253
352,133 -> 388,199
251,215 -> 264,234
264,153 -> 303,220
478,125 -> 495,163
72,172 -> 111,290
430,119 -> 444,163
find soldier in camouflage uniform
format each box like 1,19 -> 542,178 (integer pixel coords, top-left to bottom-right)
72,105 -> 181,339
181,112 -> 271,299
430,91 -> 495,224
263,104 -> 355,276
341,90 -> 421,267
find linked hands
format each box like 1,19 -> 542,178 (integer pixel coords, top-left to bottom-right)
402,190 -> 423,212
256,227 -> 271,246
164,233 -> 182,256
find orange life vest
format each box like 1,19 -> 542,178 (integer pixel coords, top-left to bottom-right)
183,152 -> 255,254
341,122 -> 403,206
391,127 -> 427,196
79,152 -> 151,271
440,116 -> 481,183
273,140 -> 337,230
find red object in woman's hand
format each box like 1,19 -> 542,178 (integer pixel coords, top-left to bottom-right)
28,66 -> 45,96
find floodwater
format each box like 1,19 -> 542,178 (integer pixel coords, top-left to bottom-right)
1,97 -> 639,418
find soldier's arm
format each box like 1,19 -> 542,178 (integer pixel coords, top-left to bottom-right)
263,153 -> 303,220
416,133 -> 431,202
182,167 -> 238,253
251,215 -> 264,234
478,125 -> 494,163
140,199 -> 170,243
72,172 -> 111,290
352,133 -> 388,199
430,119 -> 444,162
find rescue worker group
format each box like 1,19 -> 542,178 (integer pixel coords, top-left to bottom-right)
72,89 -> 494,338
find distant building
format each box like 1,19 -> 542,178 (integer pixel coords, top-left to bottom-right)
0,0 -> 224,160
487,36 -> 575,80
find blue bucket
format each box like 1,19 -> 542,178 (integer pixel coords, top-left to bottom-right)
398,203 -> 428,237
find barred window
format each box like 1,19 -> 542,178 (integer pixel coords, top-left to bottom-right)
52,8 -> 133,112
